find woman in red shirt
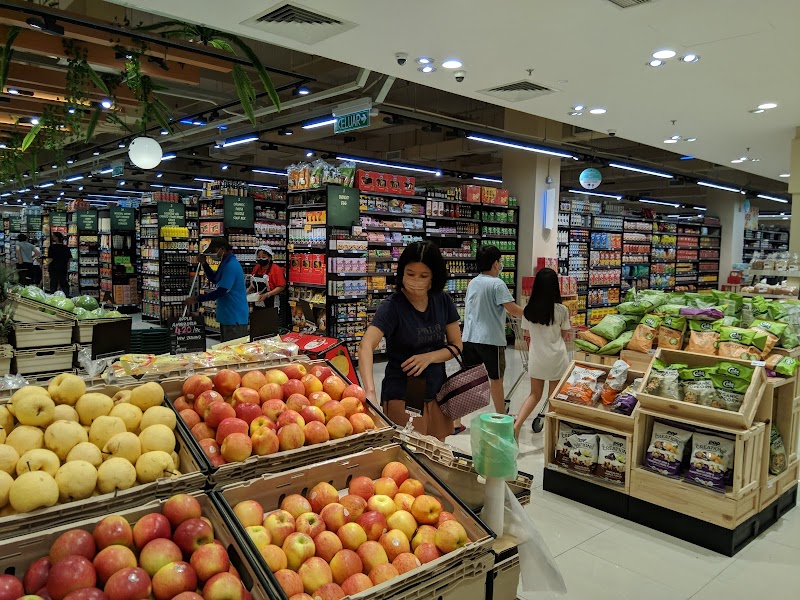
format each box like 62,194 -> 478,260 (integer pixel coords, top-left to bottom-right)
249,245 -> 286,310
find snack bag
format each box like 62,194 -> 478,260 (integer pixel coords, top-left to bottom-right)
709,372 -> 750,411
680,307 -> 724,321
596,434 -> 627,484
768,301 -> 789,322
565,432 -> 599,476
620,314 -> 641,331
780,324 -> 800,350
769,424 -> 788,475
685,293 -> 719,309
574,339 -> 600,353
645,421 -> 693,477
657,314 -> 687,350
713,316 -> 741,328
718,327 -> 766,360
686,320 -> 719,355
600,360 -> 630,405
716,361 -> 755,381
766,354 -> 800,377
657,304 -> 685,316
685,432 -> 735,492
555,422 -> 592,468
556,365 -> 606,406
590,314 -> 628,341
597,330 -> 633,355
644,360 -> 686,401
627,314 -> 661,353
609,379 -> 641,416
679,366 -> 719,406
577,330 -> 608,348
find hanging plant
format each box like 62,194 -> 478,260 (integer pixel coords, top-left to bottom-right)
124,52 -> 172,135
0,26 -> 20,93
134,21 -> 280,125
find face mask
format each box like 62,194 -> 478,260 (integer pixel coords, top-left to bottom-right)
257,259 -> 269,266
216,251 -> 225,261
404,279 -> 430,294
497,263 -> 504,274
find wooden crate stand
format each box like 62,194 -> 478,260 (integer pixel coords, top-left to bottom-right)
638,348 -> 767,430
756,377 -> 800,510
620,348 -> 655,372
630,408 -> 765,528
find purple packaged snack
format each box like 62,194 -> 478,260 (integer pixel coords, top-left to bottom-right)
680,307 -> 725,321
645,421 -> 692,477
609,378 -> 641,416
685,432 -> 734,492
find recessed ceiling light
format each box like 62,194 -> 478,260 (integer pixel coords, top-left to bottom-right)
653,49 -> 676,60
30,117 -> 40,125
749,109 -> 765,114
779,173 -> 790,178
757,102 -> 778,110
7,88 -> 19,95
416,57 -> 434,65
68,107 -> 76,114
100,99 -> 113,109
671,135 -> 682,140
731,159 -> 745,164
589,108 -> 606,115
664,139 -> 678,144
573,105 -> 585,111
441,59 -> 462,69
686,138 -> 697,142
648,59 -> 664,67
419,65 -> 436,73
681,54 -> 699,63
568,111 -> 583,116
160,129 -> 168,135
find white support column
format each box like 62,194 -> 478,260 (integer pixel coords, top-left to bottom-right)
788,128 -> 800,259
702,189 -> 745,283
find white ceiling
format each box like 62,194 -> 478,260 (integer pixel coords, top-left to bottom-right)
110,0 -> 799,185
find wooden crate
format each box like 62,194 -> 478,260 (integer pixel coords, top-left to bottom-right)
621,348 -> 655,372
549,360 -> 644,433
573,351 -> 606,366
767,346 -> 800,400
760,459 -> 799,511
638,348 -> 767,429
756,377 -> 800,510
544,412 -> 633,494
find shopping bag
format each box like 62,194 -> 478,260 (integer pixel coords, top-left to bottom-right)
435,345 -> 490,419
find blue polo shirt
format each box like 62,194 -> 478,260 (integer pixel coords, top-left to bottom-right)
201,254 -> 248,326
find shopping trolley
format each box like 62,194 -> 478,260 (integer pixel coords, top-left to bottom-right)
505,317 -> 576,433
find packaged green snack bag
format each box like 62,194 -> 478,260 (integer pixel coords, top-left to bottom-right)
679,366 -> 719,406
718,327 -> 769,360
766,354 -> 800,377
597,331 -> 634,355
780,325 -> 800,349
768,302 -> 789,322
686,320 -> 719,355
657,304 -> 685,316
574,339 -> 600,353
686,293 -> 718,309
709,373 -> 750,411
620,314 -> 641,331
590,314 -> 628,340
716,360 -> 755,381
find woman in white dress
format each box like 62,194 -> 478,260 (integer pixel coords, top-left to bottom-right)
514,268 -> 571,438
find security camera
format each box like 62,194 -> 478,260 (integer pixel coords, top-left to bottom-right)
608,129 -> 617,137
395,52 -> 408,66
454,70 -> 466,83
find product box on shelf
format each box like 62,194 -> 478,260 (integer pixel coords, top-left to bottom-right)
638,349 -> 767,430
215,443 -> 495,600
0,492 -> 275,600
462,185 -> 482,203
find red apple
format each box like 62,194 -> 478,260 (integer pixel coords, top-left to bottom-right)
437,511 -> 457,526
0,575 -> 23,600
373,477 -> 399,499
367,495 -> 396,518
309,365 -> 332,384
104,568 -> 151,600
320,503 -> 350,533
139,539 -> 182,578
300,405 -> 325,425
392,552 -> 421,575
264,369 -> 289,385
190,543 -> 230,582
50,529 -> 96,563
152,562 -> 197,600
282,532 -> 315,571
349,413 -> 375,434
251,427 -> 279,456
280,494 -> 312,519
173,396 -> 192,412
339,397 -> 363,419
258,383 -> 283,404
263,510 -> 295,547
435,520 -> 468,553
63,588 -> 109,600
398,478 -> 424,498
282,379 -> 305,400
340,495 -> 367,521
195,390 -> 224,417
277,409 -> 305,430
336,523 -> 367,552
221,432 -> 252,462
202,572 -> 243,600
179,409 -> 201,430
381,461 -> 410,486
410,495 -> 442,525
313,531 -> 342,563
300,374 -> 323,396
321,401 -> 346,422
46,556 -> 97,600
205,402 -> 236,429
368,563 -> 399,586
313,583 -> 344,600
308,391 -> 332,409
234,402 -> 262,425
303,421 -> 330,445
394,493 -> 415,513
307,482 -> 338,514
249,416 -> 274,434
172,594 -> 202,600
199,439 -> 225,466
326,416 -> 353,440
357,511 -> 388,542
93,516 -> 133,550
278,423 -> 305,451
215,417 -> 249,445
283,363 -> 308,381
231,387 -> 260,408
295,512 -> 326,539
258,545 -> 287,573
183,375 -> 213,401
213,370 -> 241,397
347,476 -> 375,501
172,518 -> 214,554
286,394 -> 310,413
162,494 -> 202,528
342,384 -> 366,403
233,500 -> 264,528
93,546 -> 136,584
24,557 -> 51,594
411,525 -> 437,551
380,529 -> 410,561
322,376 -> 346,402
191,422 -> 216,442
341,573 -> 373,595
298,557 -> 332,595
261,399 -> 286,422
241,370 -> 267,391
356,541 -> 388,574
274,570 -> 302,598
414,542 -> 441,564
387,511 -> 416,544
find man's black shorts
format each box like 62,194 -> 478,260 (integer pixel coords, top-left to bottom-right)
462,341 -> 505,380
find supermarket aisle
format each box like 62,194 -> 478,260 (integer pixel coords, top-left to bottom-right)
373,350 -> 800,600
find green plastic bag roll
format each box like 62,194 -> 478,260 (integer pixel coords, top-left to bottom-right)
471,413 -> 518,480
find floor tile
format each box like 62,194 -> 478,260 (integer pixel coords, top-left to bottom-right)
521,502 -> 605,558
530,487 -> 623,531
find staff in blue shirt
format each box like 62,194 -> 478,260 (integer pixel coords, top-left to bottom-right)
185,236 -> 249,342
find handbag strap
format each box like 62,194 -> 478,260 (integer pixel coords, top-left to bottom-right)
443,343 -> 464,368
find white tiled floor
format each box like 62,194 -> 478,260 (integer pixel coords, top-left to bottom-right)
372,349 -> 800,599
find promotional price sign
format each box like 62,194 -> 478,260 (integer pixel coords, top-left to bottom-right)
168,314 -> 206,354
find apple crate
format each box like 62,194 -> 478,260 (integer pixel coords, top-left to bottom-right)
629,408 -> 765,528
14,344 -> 76,375
638,348 -> 767,430
13,321 -> 75,349
0,398 -> 208,540
549,360 -> 644,433
74,316 -> 133,344
215,443 -> 496,600
158,361 -> 396,487
0,492 -> 274,600
9,293 -> 76,323
486,539 -> 521,600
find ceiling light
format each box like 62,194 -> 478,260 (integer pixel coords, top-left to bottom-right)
160,129 -> 168,135
7,88 -> 19,95
648,59 -> 664,67
681,54 -> 699,63
64,175 -> 83,182
757,103 -> 778,110
757,194 -> 789,204
416,57 -> 434,65
168,185 -> 201,192
249,183 -> 279,189
653,50 -> 677,60
306,150 -> 315,158
38,182 -> 54,188
608,162 -> 674,179
277,128 -> 293,136
467,134 -> 579,160
749,109 -> 765,114
251,168 -> 287,176
0,142 -> 5,149
686,138 -> 697,142
118,180 -> 126,186
59,191 -> 64,196
442,59 -> 463,69
66,157 -> 75,164
221,164 -> 229,170
640,198 -> 681,208
779,173 -> 790,178
337,155 -> 443,176
194,177 -> 215,182
67,107 -> 76,114
302,117 -> 336,129
30,117 -> 40,126
161,153 -> 176,161
92,149 -> 101,156
568,111 -> 583,116
697,181 -> 740,193
222,134 -> 258,147
156,172 -> 163,178
474,176 -> 503,183
567,189 -> 623,200
419,65 -> 436,73
100,99 -> 113,109
663,139 -> 678,144
118,141 -> 126,148
573,105 -> 585,111
589,108 -> 607,115
694,206 -> 707,211
671,135 -> 682,140
294,85 -> 311,96
731,159 -> 745,164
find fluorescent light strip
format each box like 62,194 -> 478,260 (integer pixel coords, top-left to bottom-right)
697,181 -> 740,193
194,177 -> 215,182
98,168 -> 113,174
252,168 -> 287,176
474,176 -> 503,183
567,189 -> 622,200
249,183 -> 279,189
757,194 -> 789,204
161,153 -> 176,161
169,186 -> 202,192
695,206 -> 708,211
640,198 -> 681,208
759,215 -> 792,220
38,182 -> 54,188
64,175 -> 83,182
336,155 -> 442,176
467,134 -> 578,160
608,162 -> 673,179
302,117 -> 336,130
222,134 -> 258,148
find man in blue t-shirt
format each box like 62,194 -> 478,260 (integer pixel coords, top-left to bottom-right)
185,236 -> 249,342
462,245 -> 523,414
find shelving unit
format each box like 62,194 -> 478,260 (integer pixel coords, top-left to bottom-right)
68,209 -> 100,299
743,226 -> 790,263
97,206 -> 138,308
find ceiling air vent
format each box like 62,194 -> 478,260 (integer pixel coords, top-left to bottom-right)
479,80 -> 556,103
242,3 -> 355,45
386,150 -> 403,161
605,0 -> 656,8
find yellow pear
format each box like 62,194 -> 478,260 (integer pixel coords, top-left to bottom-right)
138,424 -> 175,454
55,461 -> 97,502
112,390 -> 132,404
48,373 -> 86,406
171,451 -> 180,471
135,451 -> 175,483
0,505 -> 16,517
45,420 -> 88,461
0,470 -> 12,509
75,393 -> 114,426
0,426 -> 5,445
103,432 -> 141,464
129,382 -> 165,411
9,471 -> 59,513
0,406 -> 14,437
53,404 -> 79,422
89,416 -> 126,450
13,394 -> 55,428
6,426 -> 44,456
67,442 -> 102,467
140,406 -> 176,431
0,445 -> 19,475
109,403 -> 142,432
17,448 -> 60,477
10,385 -> 50,407
97,457 -> 137,494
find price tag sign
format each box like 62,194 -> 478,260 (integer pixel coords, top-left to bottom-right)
8,216 -> 20,233
157,202 -> 186,227
223,195 -> 254,228
111,206 -> 135,231
26,214 -> 42,231
50,212 -> 67,227
326,185 -> 359,227
169,314 -> 206,355
76,210 -> 98,232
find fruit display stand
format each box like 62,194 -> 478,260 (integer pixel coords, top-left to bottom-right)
0,492 -> 275,600
215,443 -> 495,600
0,344 -> 11,376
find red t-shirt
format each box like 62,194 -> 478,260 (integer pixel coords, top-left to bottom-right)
252,262 -> 286,292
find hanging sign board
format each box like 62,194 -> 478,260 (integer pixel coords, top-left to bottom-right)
335,109 -> 370,134
326,185 -> 359,227
8,216 -> 21,233
112,160 -> 124,178
76,210 -> 98,232
579,168 -> 603,190
50,212 -> 67,227
26,214 -> 42,232
169,314 -> 206,355
157,202 -> 185,227
111,206 -> 135,231
223,195 -> 254,228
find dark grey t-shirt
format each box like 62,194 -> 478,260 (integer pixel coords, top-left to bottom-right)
371,291 -> 460,401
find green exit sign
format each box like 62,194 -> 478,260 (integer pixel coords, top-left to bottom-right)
334,109 -> 370,134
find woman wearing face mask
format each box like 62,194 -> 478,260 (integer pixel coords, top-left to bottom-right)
358,241 -> 462,441
249,246 -> 286,311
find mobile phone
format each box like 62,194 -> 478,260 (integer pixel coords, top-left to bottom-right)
405,376 -> 427,416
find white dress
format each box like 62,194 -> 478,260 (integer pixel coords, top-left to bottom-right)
522,304 -> 571,380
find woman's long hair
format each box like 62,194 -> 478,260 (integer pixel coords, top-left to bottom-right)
523,267 -> 562,325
